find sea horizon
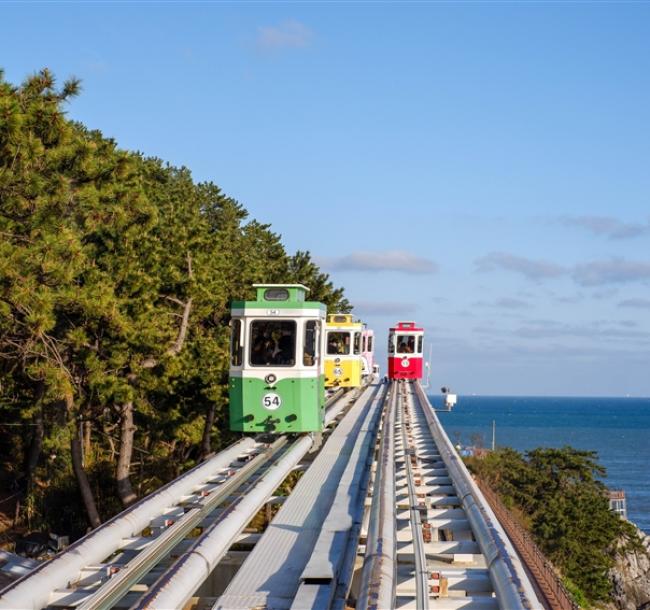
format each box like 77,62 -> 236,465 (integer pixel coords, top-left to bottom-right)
440,393 -> 650,400
433,394 -> 650,534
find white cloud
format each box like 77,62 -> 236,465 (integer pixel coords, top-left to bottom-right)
572,259 -> 650,286
323,250 -> 438,274
475,251 -> 650,287
558,215 -> 650,240
472,297 -> 532,310
619,298 -> 650,309
353,301 -> 418,316
475,252 -> 566,281
256,20 -> 312,51
513,319 -> 650,343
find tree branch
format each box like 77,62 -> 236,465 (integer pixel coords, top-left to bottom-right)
141,252 -> 194,367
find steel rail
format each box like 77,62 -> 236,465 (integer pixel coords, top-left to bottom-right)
128,389 -> 356,610
324,387 -> 349,426
75,437 -> 288,610
328,384 -> 389,610
357,382 -> 397,610
413,382 -> 542,610
0,438 -> 259,610
0,387 -> 354,610
78,388 -> 350,610
289,383 -> 387,610
325,387 -> 345,411
399,386 -> 430,610
131,435 -> 315,610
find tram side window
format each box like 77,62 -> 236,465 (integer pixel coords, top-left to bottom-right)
367,335 -> 373,352
230,319 -> 242,366
327,331 -> 350,355
388,334 -> 395,354
353,332 -> 361,355
417,336 -> 423,354
250,320 -> 296,366
304,320 -> 320,366
396,335 -> 415,354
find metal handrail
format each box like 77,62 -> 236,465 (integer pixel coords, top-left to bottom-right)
475,479 -> 580,610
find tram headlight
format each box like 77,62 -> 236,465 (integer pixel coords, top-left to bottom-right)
265,373 -> 277,384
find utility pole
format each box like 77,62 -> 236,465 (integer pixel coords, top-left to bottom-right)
491,420 -> 496,451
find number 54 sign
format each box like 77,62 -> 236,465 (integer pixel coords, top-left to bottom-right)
262,392 -> 282,410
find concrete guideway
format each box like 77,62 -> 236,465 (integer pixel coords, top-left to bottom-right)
214,382 -> 386,610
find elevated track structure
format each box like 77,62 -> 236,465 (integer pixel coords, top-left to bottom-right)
0,383 -> 544,610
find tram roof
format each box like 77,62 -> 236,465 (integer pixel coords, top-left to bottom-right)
326,313 -> 362,328
231,283 -> 325,311
389,321 -> 423,332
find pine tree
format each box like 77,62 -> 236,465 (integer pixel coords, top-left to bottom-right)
0,68 -> 352,533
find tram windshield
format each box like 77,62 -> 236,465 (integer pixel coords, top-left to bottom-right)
396,335 -> 416,354
327,331 -> 350,355
250,320 -> 296,366
230,319 -> 242,366
304,320 -> 320,366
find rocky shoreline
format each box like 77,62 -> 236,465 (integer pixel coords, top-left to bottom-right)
608,527 -> 650,610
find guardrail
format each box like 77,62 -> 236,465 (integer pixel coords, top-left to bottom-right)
475,479 -> 580,610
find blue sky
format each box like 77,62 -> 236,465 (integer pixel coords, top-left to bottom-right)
3,2 -> 649,396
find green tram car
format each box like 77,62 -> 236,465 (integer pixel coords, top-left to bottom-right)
229,284 -> 327,433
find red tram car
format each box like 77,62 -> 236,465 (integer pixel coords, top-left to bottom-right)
387,321 -> 424,380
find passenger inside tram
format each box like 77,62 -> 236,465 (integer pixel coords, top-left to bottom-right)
396,335 -> 415,354
250,321 -> 296,366
276,332 -> 295,366
327,332 -> 350,355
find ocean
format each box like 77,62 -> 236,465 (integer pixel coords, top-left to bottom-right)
433,395 -> 650,534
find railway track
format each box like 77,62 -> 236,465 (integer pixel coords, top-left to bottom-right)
358,381 -> 541,610
0,388 -> 353,610
214,382 -> 386,610
1,382 -> 543,610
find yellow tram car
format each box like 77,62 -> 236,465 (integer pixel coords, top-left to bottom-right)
324,314 -> 363,388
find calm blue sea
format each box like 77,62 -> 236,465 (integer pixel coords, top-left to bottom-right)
433,395 -> 650,534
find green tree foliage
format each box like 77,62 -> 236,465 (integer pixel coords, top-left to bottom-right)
467,446 -> 642,604
0,69 -> 351,536
286,251 -> 351,313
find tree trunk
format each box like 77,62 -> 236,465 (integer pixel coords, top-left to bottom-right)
83,419 -> 92,463
199,403 -> 216,461
70,422 -> 101,529
65,392 -> 101,529
25,406 -> 44,483
24,382 -> 45,486
116,401 -> 137,507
